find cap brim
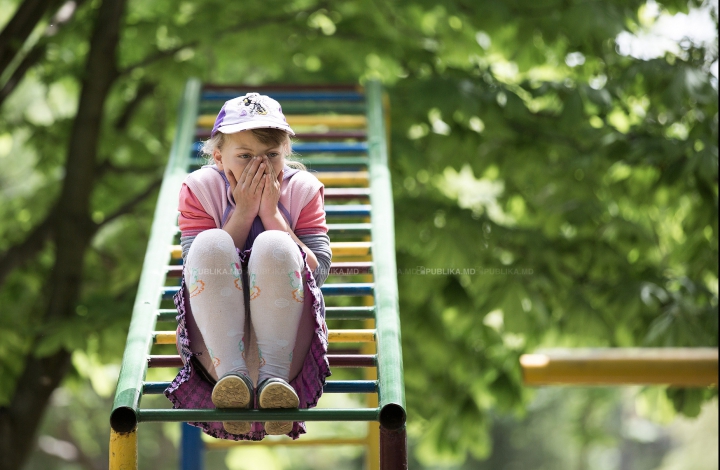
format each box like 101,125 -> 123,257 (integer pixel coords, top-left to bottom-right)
217,120 -> 295,136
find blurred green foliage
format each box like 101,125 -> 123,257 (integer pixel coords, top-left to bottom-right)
0,0 -> 717,467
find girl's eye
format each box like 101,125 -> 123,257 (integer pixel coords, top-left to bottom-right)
239,154 -> 252,159
267,152 -> 279,158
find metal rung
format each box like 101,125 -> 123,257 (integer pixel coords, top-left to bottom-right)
206,437 -> 368,449
317,171 -> 369,187
166,260 -> 374,278
148,354 -> 376,368
139,407 -> 380,423
197,115 -> 367,129
200,91 -> 365,101
160,283 -> 373,300
328,241 -> 372,256
329,262 -> 373,275
153,329 -> 376,345
325,206 -> 371,218
156,306 -> 375,322
325,306 -> 375,319
320,283 -> 374,296
169,240 -> 371,260
328,329 -> 376,343
327,223 -> 372,234
324,188 -> 370,200
142,380 -> 378,395
190,142 -> 368,154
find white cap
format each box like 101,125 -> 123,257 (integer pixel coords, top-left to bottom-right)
211,93 -> 294,136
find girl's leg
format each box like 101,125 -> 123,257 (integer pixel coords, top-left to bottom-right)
247,230 -> 305,434
185,229 -> 252,434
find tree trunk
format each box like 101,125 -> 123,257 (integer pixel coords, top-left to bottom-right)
0,0 -> 126,468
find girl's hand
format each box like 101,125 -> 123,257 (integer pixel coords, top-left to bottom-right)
258,155 -> 282,220
226,156 -> 265,220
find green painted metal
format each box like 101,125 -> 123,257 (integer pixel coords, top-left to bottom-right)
139,408 -> 380,423
157,309 -> 178,322
110,79 -> 201,432
365,81 -> 406,428
325,306 -> 376,320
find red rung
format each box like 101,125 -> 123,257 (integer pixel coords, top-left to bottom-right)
324,188 -> 371,199
330,262 -> 373,275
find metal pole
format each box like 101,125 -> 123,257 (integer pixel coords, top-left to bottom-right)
181,423 -> 204,470
379,426 -> 407,470
109,428 -> 138,470
109,78 -> 200,434
365,80 -> 407,432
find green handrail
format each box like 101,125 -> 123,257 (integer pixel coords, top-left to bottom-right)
366,81 -> 406,430
110,78 -> 201,433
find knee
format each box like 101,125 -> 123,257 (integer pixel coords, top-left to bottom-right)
251,231 -> 302,267
187,229 -> 236,264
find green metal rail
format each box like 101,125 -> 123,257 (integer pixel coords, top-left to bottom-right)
109,80 -> 407,469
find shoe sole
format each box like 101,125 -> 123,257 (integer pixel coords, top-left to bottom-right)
212,375 -> 252,435
258,381 -> 299,435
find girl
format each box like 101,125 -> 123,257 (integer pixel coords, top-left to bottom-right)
164,92 -> 332,441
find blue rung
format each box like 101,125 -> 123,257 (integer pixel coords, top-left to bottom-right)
201,91 -> 364,102
325,205 -> 371,217
162,282 -> 374,300
190,141 -> 367,154
320,283 -> 374,296
143,380 -> 377,395
294,142 -> 368,153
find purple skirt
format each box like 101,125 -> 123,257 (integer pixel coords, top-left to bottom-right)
164,244 -> 331,440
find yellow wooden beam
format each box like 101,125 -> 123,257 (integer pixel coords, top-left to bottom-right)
197,114 -> 367,129
109,428 -> 137,470
520,348 -> 719,386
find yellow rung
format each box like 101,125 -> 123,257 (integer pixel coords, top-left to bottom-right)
206,437 -> 367,449
155,329 -> 375,344
170,241 -> 372,260
197,114 -> 367,129
154,332 -> 176,344
328,329 -> 376,343
318,171 -> 369,187
327,242 -> 372,257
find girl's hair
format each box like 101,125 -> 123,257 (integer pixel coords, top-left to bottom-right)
200,128 -> 306,171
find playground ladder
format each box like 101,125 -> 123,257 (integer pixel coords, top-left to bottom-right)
110,80 -> 407,469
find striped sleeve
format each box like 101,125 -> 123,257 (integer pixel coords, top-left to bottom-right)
297,233 -> 332,287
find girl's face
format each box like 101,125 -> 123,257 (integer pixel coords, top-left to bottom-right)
212,130 -> 287,181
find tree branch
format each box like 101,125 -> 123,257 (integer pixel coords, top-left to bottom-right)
0,210 -> 55,289
0,0 -> 61,77
114,80 -> 156,130
97,176 -> 162,228
0,0 -> 86,108
96,159 -> 158,176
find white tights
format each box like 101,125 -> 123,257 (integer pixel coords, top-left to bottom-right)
185,229 -> 305,384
